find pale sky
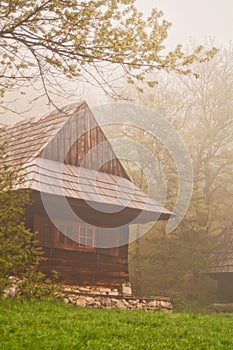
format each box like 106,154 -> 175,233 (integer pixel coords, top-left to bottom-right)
136,0 -> 233,48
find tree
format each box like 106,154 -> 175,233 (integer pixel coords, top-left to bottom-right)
118,46 -> 233,304
173,47 -> 233,233
120,45 -> 233,235
0,0 -> 217,112
0,142 -> 42,295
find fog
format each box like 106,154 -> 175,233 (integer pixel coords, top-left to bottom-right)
1,1 -> 233,124
136,0 -> 233,48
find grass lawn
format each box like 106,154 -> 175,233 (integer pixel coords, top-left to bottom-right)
0,299 -> 233,349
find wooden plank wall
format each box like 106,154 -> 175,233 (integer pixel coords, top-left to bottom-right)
41,104 -> 129,179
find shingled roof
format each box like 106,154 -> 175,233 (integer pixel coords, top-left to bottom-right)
205,224 -> 233,274
1,101 -> 173,221
1,102 -> 83,166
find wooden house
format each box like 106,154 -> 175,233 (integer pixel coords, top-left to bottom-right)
205,224 -> 233,302
2,101 -> 172,289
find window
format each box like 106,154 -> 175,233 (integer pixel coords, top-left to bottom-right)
79,226 -> 95,247
55,220 -> 95,250
58,223 -> 73,246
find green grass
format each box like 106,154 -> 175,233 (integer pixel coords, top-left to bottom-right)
0,299 -> 233,349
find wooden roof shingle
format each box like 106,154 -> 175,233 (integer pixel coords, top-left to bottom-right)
22,158 -> 172,218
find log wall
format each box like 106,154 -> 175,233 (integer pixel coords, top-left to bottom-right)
30,208 -> 129,288
40,247 -> 128,288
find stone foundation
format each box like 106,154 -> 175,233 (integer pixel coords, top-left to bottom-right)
3,279 -> 173,312
62,285 -> 172,312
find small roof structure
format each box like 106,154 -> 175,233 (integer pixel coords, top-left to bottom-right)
1,101 -> 173,222
205,224 -> 233,274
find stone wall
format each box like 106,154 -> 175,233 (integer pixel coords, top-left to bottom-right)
62,285 -> 173,312
3,279 -> 173,312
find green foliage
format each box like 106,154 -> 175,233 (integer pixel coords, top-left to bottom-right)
0,143 -> 43,296
1,299 -> 233,349
129,222 -> 217,302
0,0 -> 217,102
17,270 -> 61,301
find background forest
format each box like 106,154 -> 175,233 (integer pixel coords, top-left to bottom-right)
116,46 -> 233,306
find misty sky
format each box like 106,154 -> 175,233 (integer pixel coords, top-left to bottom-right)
136,0 -> 233,48
2,1 -> 233,124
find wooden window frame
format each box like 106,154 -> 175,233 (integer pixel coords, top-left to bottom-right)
78,225 -> 96,248
57,223 -> 73,247
55,219 -> 96,251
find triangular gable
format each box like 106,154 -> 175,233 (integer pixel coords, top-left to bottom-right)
40,102 -> 129,179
